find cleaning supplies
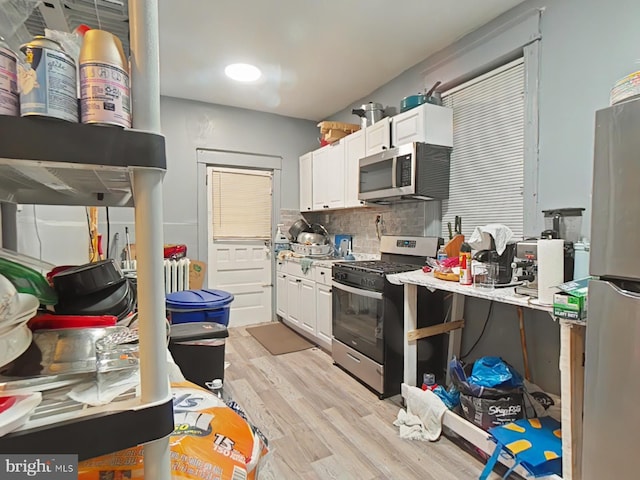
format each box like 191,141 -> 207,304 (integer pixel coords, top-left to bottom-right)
459,242 -> 472,285
274,224 -> 290,253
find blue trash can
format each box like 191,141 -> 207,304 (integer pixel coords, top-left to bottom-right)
166,289 -> 234,326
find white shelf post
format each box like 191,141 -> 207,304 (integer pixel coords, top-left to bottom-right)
129,0 -> 171,478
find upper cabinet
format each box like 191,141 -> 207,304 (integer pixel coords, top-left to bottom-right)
344,129 -> 366,209
392,103 -> 453,148
364,117 -> 392,156
298,104 -> 452,213
299,152 -> 313,212
312,141 -> 345,210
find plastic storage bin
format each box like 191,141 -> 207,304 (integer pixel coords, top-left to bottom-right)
168,322 -> 229,387
166,289 -> 234,326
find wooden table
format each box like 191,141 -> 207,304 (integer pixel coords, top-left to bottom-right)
387,270 -> 585,480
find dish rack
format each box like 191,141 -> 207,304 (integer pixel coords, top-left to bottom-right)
291,243 -> 333,257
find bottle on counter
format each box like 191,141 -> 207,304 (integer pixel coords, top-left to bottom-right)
436,245 -> 448,262
274,224 -> 290,253
459,242 -> 472,286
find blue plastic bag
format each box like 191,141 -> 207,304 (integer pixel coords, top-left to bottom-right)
433,385 -> 460,410
468,356 -> 523,388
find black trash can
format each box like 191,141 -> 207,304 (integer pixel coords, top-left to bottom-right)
168,322 -> 228,388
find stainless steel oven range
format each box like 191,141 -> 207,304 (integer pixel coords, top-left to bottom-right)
332,235 -> 446,398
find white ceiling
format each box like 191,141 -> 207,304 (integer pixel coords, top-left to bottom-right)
159,0 -> 524,121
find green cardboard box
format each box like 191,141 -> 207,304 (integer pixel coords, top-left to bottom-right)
553,277 -> 589,321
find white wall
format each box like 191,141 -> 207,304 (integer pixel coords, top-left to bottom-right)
15,97 -> 318,265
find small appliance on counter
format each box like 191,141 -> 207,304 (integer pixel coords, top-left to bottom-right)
512,239 -> 575,298
472,243 -> 517,287
541,208 -> 585,242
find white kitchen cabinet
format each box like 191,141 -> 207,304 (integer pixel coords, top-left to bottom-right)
343,129 -> 366,209
276,272 -> 288,318
276,261 -> 333,351
391,103 -> 453,148
312,141 -> 345,210
286,276 -> 302,326
299,278 -> 317,335
364,117 -> 391,156
312,145 -> 330,210
299,152 -> 313,212
316,283 -> 333,349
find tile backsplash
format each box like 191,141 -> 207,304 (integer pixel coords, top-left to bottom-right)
280,202 -> 442,254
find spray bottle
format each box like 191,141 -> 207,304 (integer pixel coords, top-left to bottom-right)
459,242 -> 473,286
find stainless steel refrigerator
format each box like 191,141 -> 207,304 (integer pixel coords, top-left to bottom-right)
583,97 -> 640,478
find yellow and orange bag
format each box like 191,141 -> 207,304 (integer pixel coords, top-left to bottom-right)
78,381 -> 269,480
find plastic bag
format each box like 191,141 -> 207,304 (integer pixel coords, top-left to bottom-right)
0,0 -> 41,51
432,384 -> 460,410
78,381 -> 269,480
450,357 -> 526,430
468,356 -> 523,388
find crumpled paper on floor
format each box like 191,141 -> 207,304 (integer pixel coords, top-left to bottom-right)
394,386 -> 447,442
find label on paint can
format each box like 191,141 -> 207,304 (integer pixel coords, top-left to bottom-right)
80,61 -> 130,127
18,45 -> 78,122
0,44 -> 19,116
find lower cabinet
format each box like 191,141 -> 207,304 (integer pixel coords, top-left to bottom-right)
316,283 -> 332,348
299,279 -> 316,335
276,262 -> 332,351
276,272 -> 288,318
286,275 -> 302,327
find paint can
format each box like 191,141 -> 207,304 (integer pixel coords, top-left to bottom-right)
0,36 -> 19,116
79,29 -> 131,127
18,36 -> 78,122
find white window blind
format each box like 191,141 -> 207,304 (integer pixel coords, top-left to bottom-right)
441,58 -> 525,239
210,167 -> 272,240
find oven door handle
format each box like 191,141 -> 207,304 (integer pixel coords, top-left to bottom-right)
332,281 -> 383,300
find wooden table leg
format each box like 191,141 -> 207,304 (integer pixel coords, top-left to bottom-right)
403,283 -> 418,386
446,293 -> 465,385
560,321 -> 586,480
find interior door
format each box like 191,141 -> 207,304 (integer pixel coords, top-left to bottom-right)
207,166 -> 272,327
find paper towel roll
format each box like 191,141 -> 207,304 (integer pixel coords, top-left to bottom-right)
537,239 -> 565,305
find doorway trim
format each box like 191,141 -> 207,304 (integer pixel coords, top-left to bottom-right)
196,148 -> 282,320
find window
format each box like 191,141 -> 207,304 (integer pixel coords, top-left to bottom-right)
441,58 -> 525,239
210,167 -> 272,240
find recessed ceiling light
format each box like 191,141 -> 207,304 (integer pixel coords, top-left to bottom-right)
225,63 -> 262,82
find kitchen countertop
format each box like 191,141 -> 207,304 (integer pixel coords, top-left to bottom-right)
278,252 -> 379,268
387,269 -> 554,313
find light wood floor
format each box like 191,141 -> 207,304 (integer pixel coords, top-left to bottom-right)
224,323 -> 500,480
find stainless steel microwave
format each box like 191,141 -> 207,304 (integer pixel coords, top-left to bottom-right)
358,142 -> 451,203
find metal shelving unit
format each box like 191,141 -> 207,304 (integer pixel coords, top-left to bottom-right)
0,0 -> 172,476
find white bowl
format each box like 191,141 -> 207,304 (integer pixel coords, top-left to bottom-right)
0,274 -> 18,322
0,324 -> 33,370
0,293 -> 38,334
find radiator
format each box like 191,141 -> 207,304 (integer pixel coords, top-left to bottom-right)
164,258 -> 190,294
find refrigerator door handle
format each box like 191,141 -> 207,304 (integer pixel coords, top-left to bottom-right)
608,281 -> 640,299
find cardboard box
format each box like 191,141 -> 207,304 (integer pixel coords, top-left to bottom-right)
553,277 -> 589,321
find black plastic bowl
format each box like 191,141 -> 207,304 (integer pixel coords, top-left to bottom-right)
53,259 -> 125,298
